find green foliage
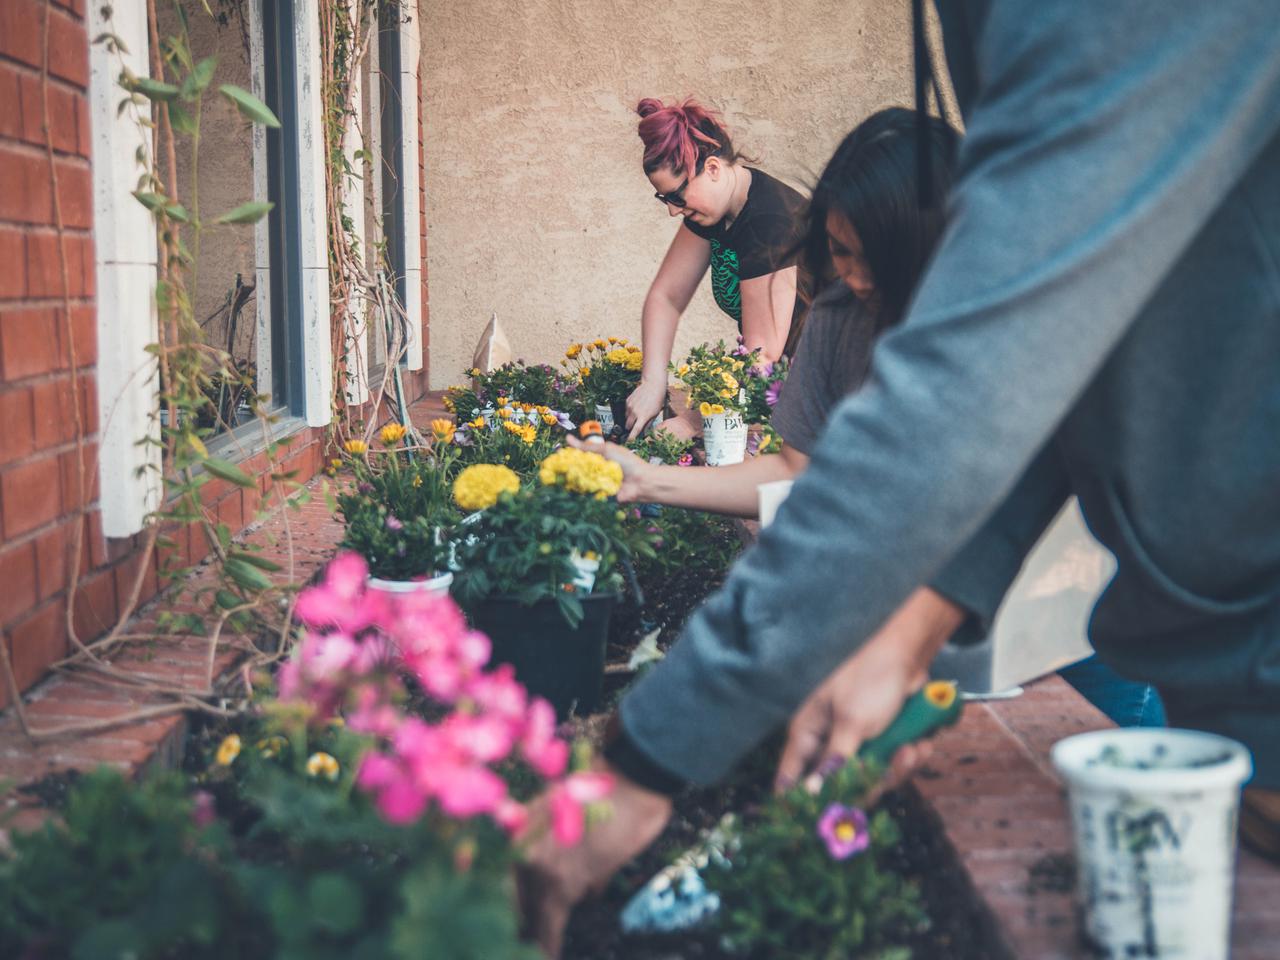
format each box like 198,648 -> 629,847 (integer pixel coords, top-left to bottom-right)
452,485 -> 652,628
637,506 -> 740,579
448,361 -> 570,418
673,341 -> 789,423
336,443 -> 460,580
562,339 -> 644,409
450,406 -> 568,480
705,761 -> 927,959
626,429 -> 695,465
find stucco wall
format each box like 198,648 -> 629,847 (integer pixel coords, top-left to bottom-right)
420,0 -> 932,388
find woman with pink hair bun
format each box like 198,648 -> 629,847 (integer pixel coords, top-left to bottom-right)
623,97 -> 808,441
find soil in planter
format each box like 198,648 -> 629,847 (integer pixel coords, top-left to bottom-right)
560,779 -> 999,960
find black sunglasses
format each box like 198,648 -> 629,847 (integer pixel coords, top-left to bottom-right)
654,175 -> 690,208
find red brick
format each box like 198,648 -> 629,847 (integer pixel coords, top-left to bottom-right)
69,567 -> 116,642
0,63 -> 22,139
53,158 -> 92,229
0,306 -> 59,379
0,228 -> 25,300
32,518 -> 71,599
31,376 -> 75,448
0,144 -> 52,224
47,9 -> 89,89
51,0 -> 86,20
81,509 -> 106,569
75,95 -> 90,158
0,454 -> 62,538
7,598 -> 67,691
0,540 -> 38,629
63,304 -> 95,366
112,547 -> 158,616
24,231 -> 91,299
17,71 -> 79,154
0,386 -> 35,464
59,441 -> 97,511
216,488 -> 245,534
0,0 -> 41,72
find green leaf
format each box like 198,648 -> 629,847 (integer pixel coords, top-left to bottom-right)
203,457 -> 256,489
219,84 -> 281,128
133,191 -> 168,213
229,550 -> 282,572
215,589 -> 243,610
128,76 -> 181,101
168,102 -> 198,135
180,56 -> 217,99
308,874 -> 363,936
224,557 -> 273,593
213,200 -> 275,225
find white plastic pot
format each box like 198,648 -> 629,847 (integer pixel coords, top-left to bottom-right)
701,411 -> 747,466
1051,728 -> 1252,959
594,404 -> 616,435
568,550 -> 600,593
366,570 -> 454,597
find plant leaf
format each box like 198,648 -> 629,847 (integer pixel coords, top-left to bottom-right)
128,77 -> 181,101
219,84 -> 281,128
203,457 -> 256,489
213,200 -> 275,225
180,56 -> 217,100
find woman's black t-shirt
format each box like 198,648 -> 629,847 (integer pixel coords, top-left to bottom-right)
682,168 -> 807,343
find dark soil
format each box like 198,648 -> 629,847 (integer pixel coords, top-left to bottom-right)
15,769 -> 83,811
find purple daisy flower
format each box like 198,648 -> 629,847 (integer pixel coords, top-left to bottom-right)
765,381 -> 783,408
385,515 -> 404,532
817,803 -> 870,860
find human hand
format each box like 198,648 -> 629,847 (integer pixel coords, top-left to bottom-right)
625,378 -> 667,441
774,588 -> 964,794
518,759 -> 673,958
567,434 -> 651,503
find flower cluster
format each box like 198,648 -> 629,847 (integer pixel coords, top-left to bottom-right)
538,447 -> 623,499
453,464 -> 520,511
450,398 -> 575,478
563,337 -> 644,408
446,360 -> 571,424
674,338 -> 788,422
283,552 -> 612,842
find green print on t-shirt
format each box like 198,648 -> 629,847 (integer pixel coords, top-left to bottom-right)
709,239 -> 742,322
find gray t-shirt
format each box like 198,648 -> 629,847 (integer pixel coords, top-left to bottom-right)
771,284 -> 877,455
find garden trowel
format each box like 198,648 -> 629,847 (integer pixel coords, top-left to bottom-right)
619,680 -> 964,935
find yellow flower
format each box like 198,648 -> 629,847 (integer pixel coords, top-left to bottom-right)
329,458 -> 343,468
380,422 -> 407,446
719,388 -> 735,399
343,439 -> 368,455
605,347 -> 643,371
924,680 -> 958,710
502,420 -> 523,436
758,433 -> 774,452
497,397 -> 509,407
582,549 -> 599,561
496,407 -> 513,420
453,464 -> 521,510
257,735 -> 287,759
592,338 -> 607,350
677,364 -> 690,378
411,475 -> 423,487
699,402 -> 726,417
541,412 -> 558,426
430,418 -> 456,443
538,447 -> 623,497
470,367 -> 482,376
608,336 -> 620,345
565,343 -> 583,359
469,416 -> 485,429
215,734 -> 242,766
521,425 -> 537,444
442,395 -> 456,412
720,371 -> 739,390
306,752 -> 341,781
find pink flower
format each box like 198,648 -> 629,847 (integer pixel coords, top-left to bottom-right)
444,712 -> 518,765
436,763 -> 509,818
357,753 -> 429,825
466,664 -> 527,719
817,803 -> 870,860
548,771 -> 614,846
677,453 -> 694,467
521,699 -> 569,778
191,790 -> 217,828
295,552 -> 388,633
495,798 -> 529,836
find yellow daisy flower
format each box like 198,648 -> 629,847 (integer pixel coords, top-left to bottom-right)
343,439 -> 368,455
379,422 -> 407,446
215,734 -> 242,766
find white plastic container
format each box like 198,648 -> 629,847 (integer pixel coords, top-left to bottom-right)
756,479 -> 794,528
366,570 -> 454,597
568,550 -> 600,593
594,403 -> 615,434
1051,728 -> 1252,959
701,411 -> 747,466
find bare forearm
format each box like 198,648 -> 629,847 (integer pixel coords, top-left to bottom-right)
636,453 -> 798,517
640,290 -> 681,385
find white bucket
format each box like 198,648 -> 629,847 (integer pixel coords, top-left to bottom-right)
367,570 -> 454,597
568,550 -> 600,593
757,479 -> 794,528
594,404 -> 615,434
1051,728 -> 1252,959
701,412 -> 747,466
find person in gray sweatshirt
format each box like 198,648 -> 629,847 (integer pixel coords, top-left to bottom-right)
520,1 -> 1280,953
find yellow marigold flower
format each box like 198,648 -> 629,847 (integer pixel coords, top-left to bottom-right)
380,422 -> 407,446
215,734 -> 242,766
257,735 -> 287,759
565,343 -> 583,359
496,407 -> 513,420
605,347 -> 643,371
430,418 -> 456,443
306,752 -> 341,781
699,402 -> 726,416
538,447 -> 623,497
343,439 -> 368,455
453,464 -> 520,510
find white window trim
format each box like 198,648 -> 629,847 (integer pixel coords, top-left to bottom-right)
90,0 -> 161,538
399,9 -> 423,371
341,0 -> 371,407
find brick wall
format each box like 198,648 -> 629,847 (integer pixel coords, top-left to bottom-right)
0,1 -> 434,711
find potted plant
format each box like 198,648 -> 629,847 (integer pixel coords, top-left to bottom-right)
335,422 -> 458,597
448,399 -> 575,479
562,338 -> 644,437
448,450 -> 651,718
673,339 -> 788,465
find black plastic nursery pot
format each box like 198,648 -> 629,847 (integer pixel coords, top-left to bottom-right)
469,593 -> 617,720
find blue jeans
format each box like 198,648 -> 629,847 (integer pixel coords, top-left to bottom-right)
1059,655 -> 1167,727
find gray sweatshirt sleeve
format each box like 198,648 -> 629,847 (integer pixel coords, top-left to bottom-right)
619,0 -> 1280,786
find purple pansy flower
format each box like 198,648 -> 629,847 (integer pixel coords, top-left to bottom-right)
817,803 -> 870,860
